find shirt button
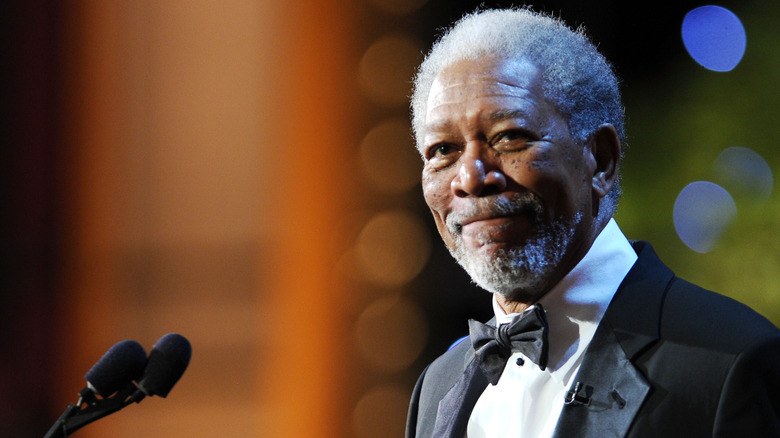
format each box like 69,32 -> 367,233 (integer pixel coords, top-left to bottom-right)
516,357 -> 525,366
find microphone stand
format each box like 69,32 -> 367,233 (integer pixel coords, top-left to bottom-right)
43,384 -> 142,438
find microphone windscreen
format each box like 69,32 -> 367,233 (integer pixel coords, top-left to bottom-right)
84,340 -> 148,397
138,333 -> 192,398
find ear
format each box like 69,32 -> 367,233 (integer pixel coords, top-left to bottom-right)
588,124 -> 621,199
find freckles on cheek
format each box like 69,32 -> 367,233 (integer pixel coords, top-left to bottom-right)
422,173 -> 448,207
424,192 -> 449,218
507,156 -> 544,179
421,171 -> 434,187
420,178 -> 451,241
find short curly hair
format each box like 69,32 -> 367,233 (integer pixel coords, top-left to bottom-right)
411,8 -> 625,214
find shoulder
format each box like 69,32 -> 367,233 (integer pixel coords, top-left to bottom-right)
660,276 -> 780,351
611,243 -> 780,433
406,335 -> 474,437
713,328 -> 780,436
620,241 -> 779,351
423,335 -> 473,387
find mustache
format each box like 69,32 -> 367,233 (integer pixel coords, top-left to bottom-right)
446,193 -> 545,235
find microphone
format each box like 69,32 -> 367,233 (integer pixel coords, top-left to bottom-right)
81,340 -> 147,401
44,334 -> 192,438
564,381 -> 592,406
131,333 -> 192,401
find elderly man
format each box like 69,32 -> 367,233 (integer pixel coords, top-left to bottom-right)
405,8 -> 780,438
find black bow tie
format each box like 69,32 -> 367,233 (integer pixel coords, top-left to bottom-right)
468,304 -> 549,385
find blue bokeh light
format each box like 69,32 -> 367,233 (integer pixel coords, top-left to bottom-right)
674,181 -> 737,253
682,5 -> 746,72
713,147 -> 773,203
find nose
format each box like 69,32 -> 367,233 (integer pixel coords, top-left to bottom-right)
450,147 -> 507,197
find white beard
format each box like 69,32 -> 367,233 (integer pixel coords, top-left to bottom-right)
446,194 -> 581,300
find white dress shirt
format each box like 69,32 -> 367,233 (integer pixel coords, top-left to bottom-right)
467,219 -> 638,437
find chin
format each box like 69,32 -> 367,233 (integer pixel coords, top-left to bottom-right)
449,212 -> 581,302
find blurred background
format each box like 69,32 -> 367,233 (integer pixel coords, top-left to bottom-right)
2,0 -> 779,436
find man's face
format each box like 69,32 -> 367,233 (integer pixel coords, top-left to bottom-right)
420,57 -> 597,302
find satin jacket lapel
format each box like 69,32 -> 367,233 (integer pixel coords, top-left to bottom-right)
431,318 -> 495,438
432,357 -> 488,437
553,241 -> 673,438
552,324 -> 651,437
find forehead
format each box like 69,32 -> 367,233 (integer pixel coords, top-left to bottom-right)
424,57 -> 544,130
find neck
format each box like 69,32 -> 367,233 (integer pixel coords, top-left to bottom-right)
495,294 -> 531,314
495,216 -> 612,315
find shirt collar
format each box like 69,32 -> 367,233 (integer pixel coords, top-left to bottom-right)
492,219 -> 638,381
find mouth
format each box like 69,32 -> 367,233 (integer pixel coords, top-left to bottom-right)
457,213 -> 521,235
447,194 -> 544,237
461,213 -> 538,248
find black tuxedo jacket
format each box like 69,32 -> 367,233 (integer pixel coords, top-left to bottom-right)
406,241 -> 780,437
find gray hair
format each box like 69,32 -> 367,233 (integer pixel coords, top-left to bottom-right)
411,8 -> 625,214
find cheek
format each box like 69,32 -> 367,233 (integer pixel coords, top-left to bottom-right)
421,171 -> 455,241
421,171 -> 450,211
505,150 -> 581,215
504,154 -> 549,192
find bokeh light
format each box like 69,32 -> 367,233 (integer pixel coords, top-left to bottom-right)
358,33 -> 423,106
673,181 -> 737,253
359,118 -> 421,194
355,295 -> 428,372
352,385 -> 410,438
713,146 -> 773,203
355,210 -> 431,287
682,5 -> 746,72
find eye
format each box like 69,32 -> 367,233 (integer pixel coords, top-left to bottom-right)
490,129 -> 537,151
424,142 -> 461,168
425,142 -> 458,160
427,143 -> 455,158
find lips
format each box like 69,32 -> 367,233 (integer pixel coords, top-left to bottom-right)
460,212 -> 537,245
462,214 -> 520,227
446,193 -> 544,237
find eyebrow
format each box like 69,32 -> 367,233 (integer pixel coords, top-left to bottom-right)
485,108 -> 532,124
425,108 -> 532,132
